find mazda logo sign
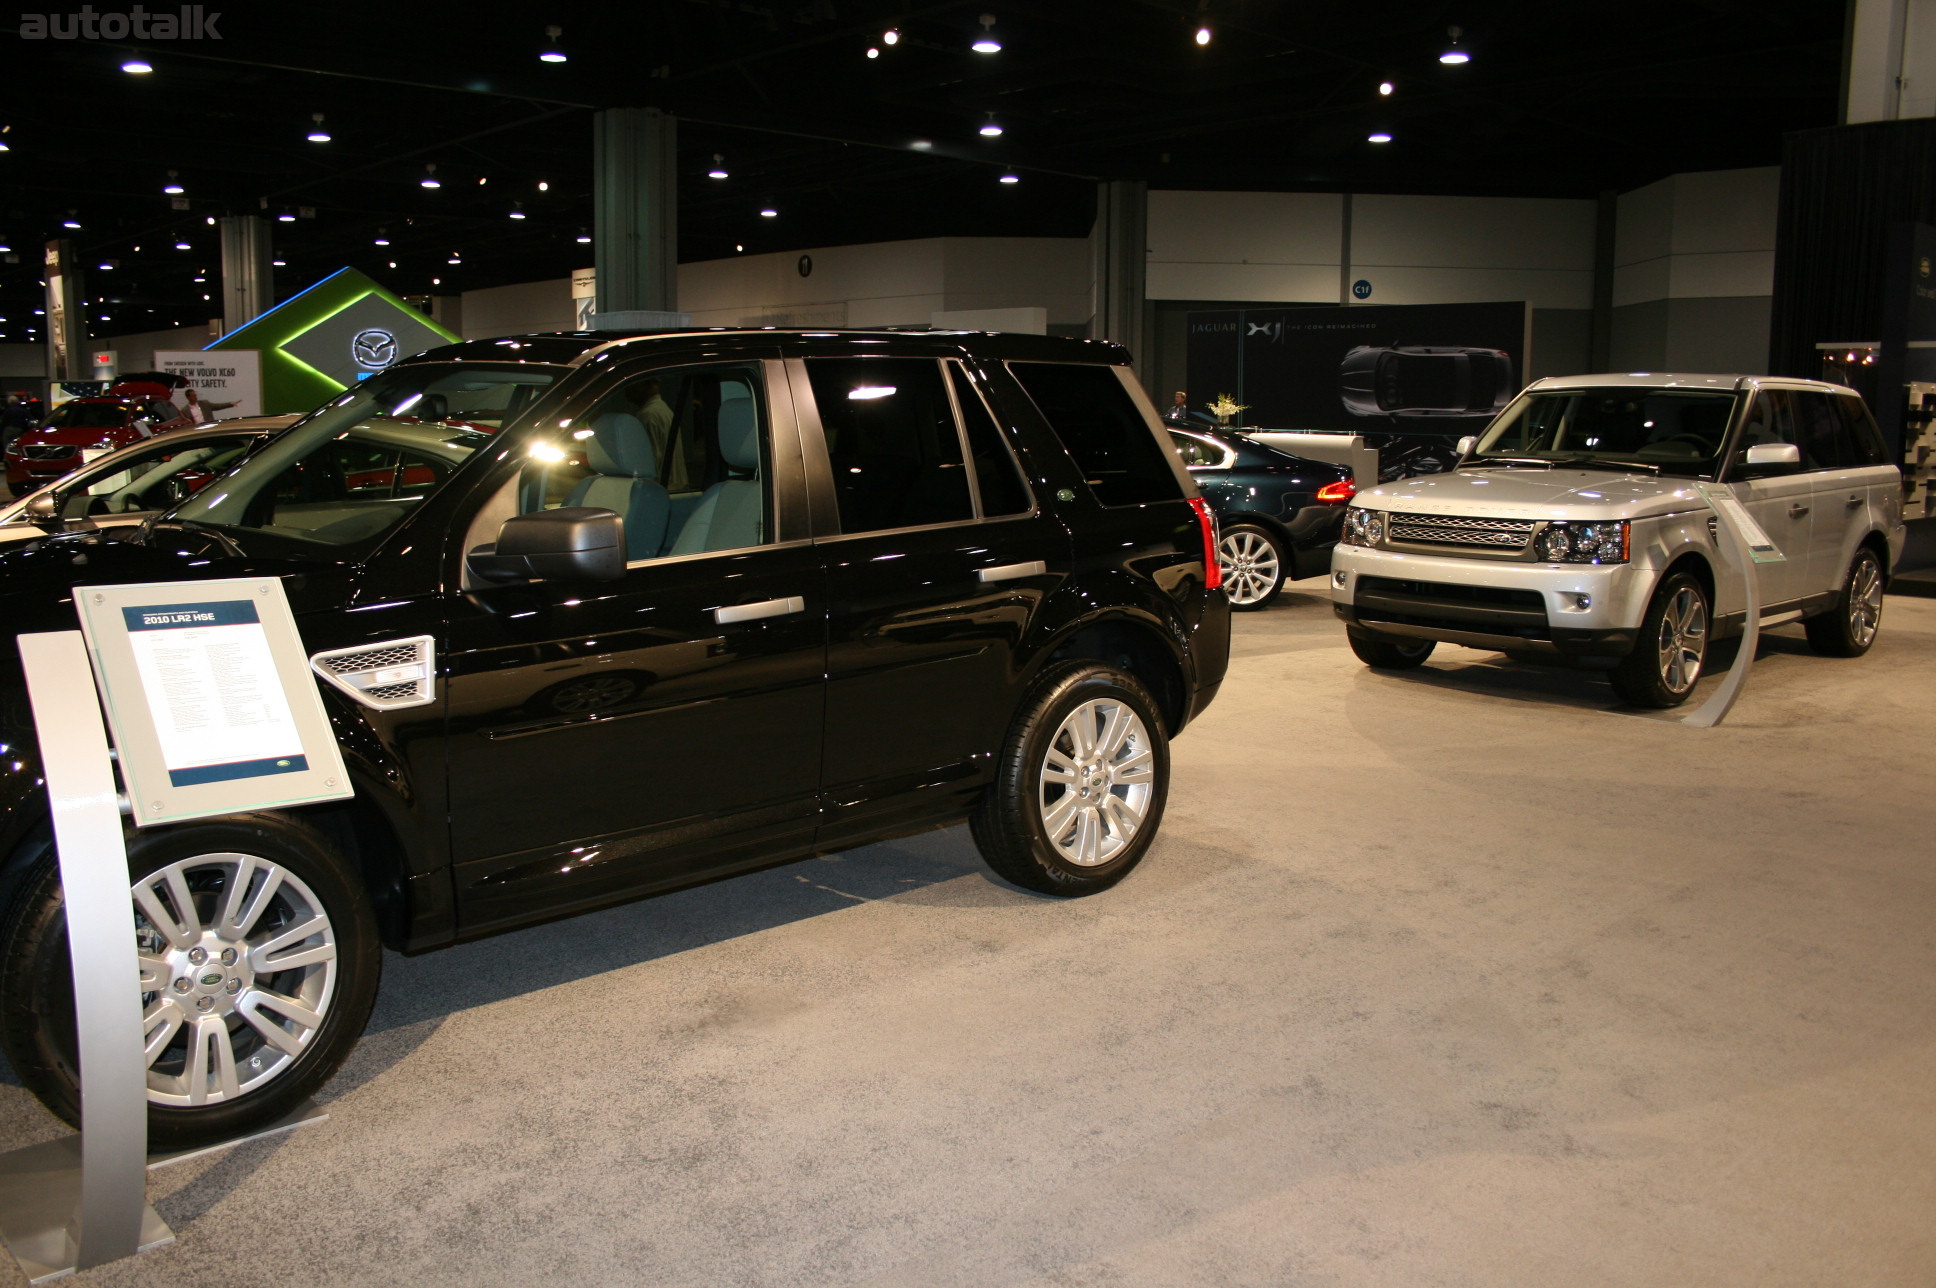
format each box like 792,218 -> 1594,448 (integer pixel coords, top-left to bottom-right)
352,328 -> 399,368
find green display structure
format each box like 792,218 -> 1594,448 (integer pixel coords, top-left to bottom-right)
204,268 -> 460,414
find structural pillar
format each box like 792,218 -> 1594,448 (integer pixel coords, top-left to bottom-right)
42,239 -> 87,383
1844,0 -> 1936,122
593,108 -> 678,315
1090,180 -> 1149,369
218,216 -> 273,336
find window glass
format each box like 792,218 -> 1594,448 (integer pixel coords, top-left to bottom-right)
520,362 -> 771,561
172,364 -> 555,547
1170,431 -> 1224,467
1477,389 -> 1735,477
810,357 -> 973,533
1837,394 -> 1891,466
45,401 -> 129,430
80,434 -> 258,508
1006,362 -> 1182,506
1793,391 -> 1852,469
949,363 -> 1031,517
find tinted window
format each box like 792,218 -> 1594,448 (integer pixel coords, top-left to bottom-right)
811,357 -> 973,533
1793,391 -> 1851,469
949,363 -> 1031,517
1169,431 -> 1224,467
1477,388 -> 1735,477
1007,362 -> 1182,506
1733,389 -> 1801,469
1837,394 -> 1891,466
46,401 -> 129,430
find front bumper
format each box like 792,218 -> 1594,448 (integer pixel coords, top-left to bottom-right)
1331,544 -> 1653,662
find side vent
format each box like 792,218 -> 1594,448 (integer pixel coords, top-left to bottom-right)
310,636 -> 438,711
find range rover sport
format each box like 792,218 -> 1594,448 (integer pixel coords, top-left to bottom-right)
0,329 -> 1230,1147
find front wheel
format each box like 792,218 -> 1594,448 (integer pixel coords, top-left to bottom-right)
1218,523 -> 1287,610
1804,547 -> 1884,657
1610,571 -> 1709,707
1347,630 -> 1436,669
0,813 -> 381,1150
970,663 -> 1170,896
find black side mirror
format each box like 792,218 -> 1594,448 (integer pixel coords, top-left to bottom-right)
467,507 -> 626,585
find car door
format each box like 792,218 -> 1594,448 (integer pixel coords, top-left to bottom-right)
789,350 -> 1071,848
440,354 -> 828,932
1724,388 -> 1814,610
1794,389 -> 1895,596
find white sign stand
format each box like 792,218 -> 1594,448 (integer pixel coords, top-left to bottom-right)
0,632 -> 173,1281
1679,484 -> 1785,730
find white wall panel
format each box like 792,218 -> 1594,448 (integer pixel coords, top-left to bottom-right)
1145,260 -> 1338,302
1147,191 -> 1343,267
1346,265 -> 1591,310
1667,167 -> 1779,256
1351,193 -> 1595,271
462,278 -> 574,340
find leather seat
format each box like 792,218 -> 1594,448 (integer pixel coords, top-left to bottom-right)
669,395 -> 764,555
566,412 -> 670,560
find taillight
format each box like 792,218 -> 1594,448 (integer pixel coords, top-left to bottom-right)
1189,498 -> 1222,591
1316,478 -> 1356,504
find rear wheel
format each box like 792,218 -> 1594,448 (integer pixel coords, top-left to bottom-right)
1347,630 -> 1436,670
1218,523 -> 1287,610
1803,547 -> 1884,657
1610,571 -> 1708,707
0,813 -> 380,1150
971,663 -> 1169,896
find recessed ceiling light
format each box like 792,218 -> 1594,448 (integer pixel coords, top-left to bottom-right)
509,205 -> 526,220
538,180 -> 549,192
374,231 -> 390,245
174,240 -> 190,250
999,173 -> 1019,184
971,13 -> 1001,53
122,59 -> 153,74
866,46 -> 879,58
1368,132 -> 1393,143
575,232 -> 591,243
1440,26 -> 1469,64
980,113 -> 1003,137
422,164 -> 441,189
307,113 -> 330,142
709,154 -> 728,179
760,208 -> 777,218
278,211 -> 296,222
62,218 -> 81,229
1195,26 -> 1211,45
540,25 -> 566,62
910,139 -> 933,150
883,27 -> 899,44
1379,80 -> 1394,95
272,259 -> 286,266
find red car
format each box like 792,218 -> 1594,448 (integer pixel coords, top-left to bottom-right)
4,373 -> 197,495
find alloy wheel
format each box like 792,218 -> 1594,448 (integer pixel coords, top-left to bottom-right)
1848,555 -> 1882,647
132,853 -> 339,1107
1037,697 -> 1156,867
1656,585 -> 1708,694
1218,530 -> 1280,606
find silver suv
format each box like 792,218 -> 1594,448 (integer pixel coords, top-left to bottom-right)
1331,374 -> 1904,706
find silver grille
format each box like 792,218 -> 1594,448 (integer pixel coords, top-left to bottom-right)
1387,512 -> 1535,550
310,636 -> 437,711
21,444 -> 76,460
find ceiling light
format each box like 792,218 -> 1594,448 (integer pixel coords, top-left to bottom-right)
1440,26 -> 1469,64
1368,132 -> 1393,143
421,163 -> 441,189
374,230 -> 390,245
278,211 -> 296,222
910,139 -> 933,150
1379,80 -> 1394,95
980,113 -> 1003,137
538,180 -> 549,192
708,154 -> 728,179
272,259 -> 286,266
971,13 -> 1001,53
760,208 -> 777,218
509,204 -> 525,219
575,230 -> 591,243
432,277 -> 441,285
735,244 -> 744,252
867,46 -> 879,58
0,243 -> 10,253
307,112 -> 330,142
883,27 -> 899,44
62,218 -> 80,229
97,261 -> 114,270
540,24 -> 566,63
447,253 -> 462,264
999,173 -> 1019,184
388,260 -> 397,268
163,169 -> 184,194
0,142 -> 9,152
121,59 -> 152,74
206,215 -> 215,225
174,240 -> 190,250
1195,26 -> 1211,45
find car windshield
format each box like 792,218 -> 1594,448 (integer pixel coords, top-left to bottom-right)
167,362 -> 562,548
1474,388 -> 1737,477
44,401 -> 129,429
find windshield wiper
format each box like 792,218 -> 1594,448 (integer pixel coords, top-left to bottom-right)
1473,453 -> 1659,474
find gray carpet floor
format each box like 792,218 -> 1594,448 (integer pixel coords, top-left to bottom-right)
3,585 -> 1933,1287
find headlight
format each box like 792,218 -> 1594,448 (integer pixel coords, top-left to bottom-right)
1534,519 -> 1629,564
1341,506 -> 1385,547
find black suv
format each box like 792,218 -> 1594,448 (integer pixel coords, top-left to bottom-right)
0,330 -> 1229,1147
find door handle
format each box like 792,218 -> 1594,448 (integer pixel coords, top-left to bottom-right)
1846,494 -> 1863,509
977,560 -> 1047,583
714,595 -> 804,624
1787,503 -> 1810,518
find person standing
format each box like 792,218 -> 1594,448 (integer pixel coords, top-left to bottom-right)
0,393 -> 36,449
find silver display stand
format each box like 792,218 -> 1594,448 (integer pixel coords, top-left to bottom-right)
0,631 -> 172,1281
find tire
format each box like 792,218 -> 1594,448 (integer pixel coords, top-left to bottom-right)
1804,546 -> 1885,658
1610,571 -> 1709,707
1347,630 -> 1436,670
1218,523 -> 1287,610
970,662 -> 1169,896
0,812 -> 380,1150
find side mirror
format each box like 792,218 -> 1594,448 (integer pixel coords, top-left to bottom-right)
1741,442 -> 1801,474
1454,435 -> 1477,462
466,507 -> 626,585
22,491 -> 60,526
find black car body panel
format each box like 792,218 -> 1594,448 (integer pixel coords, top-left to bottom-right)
0,329 -> 1228,953
1168,425 -> 1353,581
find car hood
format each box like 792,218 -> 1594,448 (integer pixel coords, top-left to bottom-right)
11,425 -> 129,449
1355,466 -> 1710,520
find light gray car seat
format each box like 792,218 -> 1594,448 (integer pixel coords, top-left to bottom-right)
668,393 -> 764,555
566,412 -> 670,560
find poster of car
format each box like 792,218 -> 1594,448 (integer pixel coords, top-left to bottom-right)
1185,301 -> 1528,478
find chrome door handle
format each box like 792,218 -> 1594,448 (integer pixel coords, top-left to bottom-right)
714,595 -> 804,624
977,560 -> 1047,584
1787,503 -> 1810,518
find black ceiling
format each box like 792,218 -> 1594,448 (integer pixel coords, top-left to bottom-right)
2,0 -> 1846,344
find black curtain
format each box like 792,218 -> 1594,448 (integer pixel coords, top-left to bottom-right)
1771,117 -> 1936,376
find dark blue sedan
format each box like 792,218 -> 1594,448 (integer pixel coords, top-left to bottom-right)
1168,426 -> 1356,610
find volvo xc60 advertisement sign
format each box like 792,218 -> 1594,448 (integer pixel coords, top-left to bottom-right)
1187,301 -> 1528,478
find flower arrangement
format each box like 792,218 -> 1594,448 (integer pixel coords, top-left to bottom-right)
1206,393 -> 1249,425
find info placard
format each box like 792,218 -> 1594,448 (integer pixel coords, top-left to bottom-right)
76,579 -> 351,826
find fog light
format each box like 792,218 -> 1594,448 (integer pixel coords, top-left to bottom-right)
1573,593 -> 1590,610
1333,570 -> 1348,588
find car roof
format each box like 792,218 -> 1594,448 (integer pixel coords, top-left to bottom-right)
402,329 -> 1131,369
1524,372 -> 1853,395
